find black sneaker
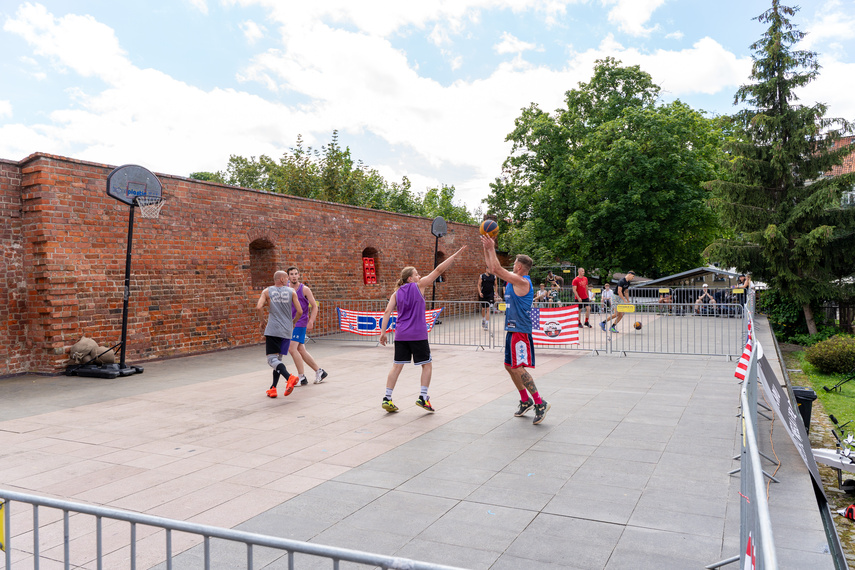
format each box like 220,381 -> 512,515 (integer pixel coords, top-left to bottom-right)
514,398 -> 534,417
298,375 -> 308,386
584,321 -> 592,328
533,401 -> 551,425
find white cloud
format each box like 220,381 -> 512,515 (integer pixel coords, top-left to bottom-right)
0,101 -> 12,118
800,57 -> 855,123
239,20 -> 265,44
665,31 -> 683,40
494,31 -> 537,55
803,1 -> 855,51
601,0 -> 665,37
186,0 -> 208,15
4,3 -> 130,79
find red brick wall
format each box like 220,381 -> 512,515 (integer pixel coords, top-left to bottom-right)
0,160 -> 27,373
1,153 -> 488,375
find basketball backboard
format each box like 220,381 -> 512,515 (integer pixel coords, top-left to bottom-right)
431,216 -> 447,238
106,165 -> 163,206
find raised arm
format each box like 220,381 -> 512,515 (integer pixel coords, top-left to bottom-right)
481,235 -> 529,295
419,245 -> 468,290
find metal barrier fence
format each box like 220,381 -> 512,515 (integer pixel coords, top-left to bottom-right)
708,340 -> 777,569
314,299 -> 747,357
0,489 -> 466,570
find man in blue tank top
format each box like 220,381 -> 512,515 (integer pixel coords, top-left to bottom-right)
481,235 -> 550,425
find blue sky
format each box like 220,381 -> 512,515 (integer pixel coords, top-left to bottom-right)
2,0 -> 855,212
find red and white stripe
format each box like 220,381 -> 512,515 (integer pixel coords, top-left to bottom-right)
734,312 -> 754,381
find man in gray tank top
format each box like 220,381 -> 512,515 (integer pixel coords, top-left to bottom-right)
256,271 -> 303,398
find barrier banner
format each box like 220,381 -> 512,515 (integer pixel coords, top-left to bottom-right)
336,308 -> 443,336
530,305 -> 580,345
756,351 -> 826,499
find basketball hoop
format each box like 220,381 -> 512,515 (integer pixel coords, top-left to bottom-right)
136,196 -> 164,219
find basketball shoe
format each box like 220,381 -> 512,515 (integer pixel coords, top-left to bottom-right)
298,375 -> 308,386
283,374 -> 299,396
266,387 -> 277,398
609,326 -> 619,333
515,398 -> 534,416
533,401 -> 551,425
416,396 -> 435,412
382,397 -> 399,413
315,368 -> 328,384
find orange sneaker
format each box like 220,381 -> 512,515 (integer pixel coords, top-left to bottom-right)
266,387 -> 277,398
283,374 -> 299,396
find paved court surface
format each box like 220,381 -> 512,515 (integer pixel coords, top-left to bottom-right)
0,315 -> 837,569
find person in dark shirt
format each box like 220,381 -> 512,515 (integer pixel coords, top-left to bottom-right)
600,271 -> 635,333
477,269 -> 496,330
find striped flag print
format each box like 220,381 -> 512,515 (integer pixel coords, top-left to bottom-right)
734,312 -> 754,381
530,305 -> 580,345
336,307 -> 443,336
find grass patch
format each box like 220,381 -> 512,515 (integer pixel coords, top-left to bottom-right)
790,351 -> 855,425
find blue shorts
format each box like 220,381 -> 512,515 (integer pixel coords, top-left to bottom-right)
291,326 -> 307,344
504,332 -> 535,369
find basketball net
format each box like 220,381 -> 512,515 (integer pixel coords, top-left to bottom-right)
136,196 -> 164,219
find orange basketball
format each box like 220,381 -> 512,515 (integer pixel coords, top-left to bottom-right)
634,321 -> 642,330
480,219 -> 499,238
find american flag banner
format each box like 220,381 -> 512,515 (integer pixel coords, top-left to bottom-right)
336,307 -> 443,336
530,305 -> 580,345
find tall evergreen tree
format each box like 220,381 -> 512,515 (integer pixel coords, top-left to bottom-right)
705,0 -> 855,334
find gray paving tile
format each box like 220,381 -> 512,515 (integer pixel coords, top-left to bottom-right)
418,500 -> 537,550
628,503 -> 725,537
394,538 -> 501,570
331,467 -> 413,489
569,456 -> 656,490
505,513 -> 624,569
491,553 -> 588,569
395,474 -> 479,500
605,526 -> 723,569
339,490 -> 457,536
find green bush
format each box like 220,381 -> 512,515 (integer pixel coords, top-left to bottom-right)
805,335 -> 855,374
789,325 -> 840,346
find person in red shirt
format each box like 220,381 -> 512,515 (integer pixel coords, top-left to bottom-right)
571,268 -> 592,327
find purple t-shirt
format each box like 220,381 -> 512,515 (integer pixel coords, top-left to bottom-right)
291,283 -> 310,327
394,282 -> 427,341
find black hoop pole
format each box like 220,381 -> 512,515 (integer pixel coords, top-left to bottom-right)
431,234 -> 439,310
119,202 -> 136,368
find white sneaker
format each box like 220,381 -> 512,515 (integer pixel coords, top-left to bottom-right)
315,368 -> 328,384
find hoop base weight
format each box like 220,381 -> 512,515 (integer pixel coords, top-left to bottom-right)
66,363 -> 144,378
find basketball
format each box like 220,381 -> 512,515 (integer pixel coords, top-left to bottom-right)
634,321 -> 642,330
480,219 -> 499,238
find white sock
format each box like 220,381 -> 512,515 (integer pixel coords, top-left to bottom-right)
385,388 -> 393,399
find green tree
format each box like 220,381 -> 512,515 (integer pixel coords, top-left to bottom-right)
704,1 -> 855,334
190,132 -> 476,221
489,57 -> 724,278
422,185 -> 476,224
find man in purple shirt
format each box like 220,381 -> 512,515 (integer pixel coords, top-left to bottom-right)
378,246 -> 467,413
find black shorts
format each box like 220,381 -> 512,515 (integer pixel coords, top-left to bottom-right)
576,297 -> 589,304
265,336 -> 290,355
394,339 -> 432,365
480,299 -> 493,309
